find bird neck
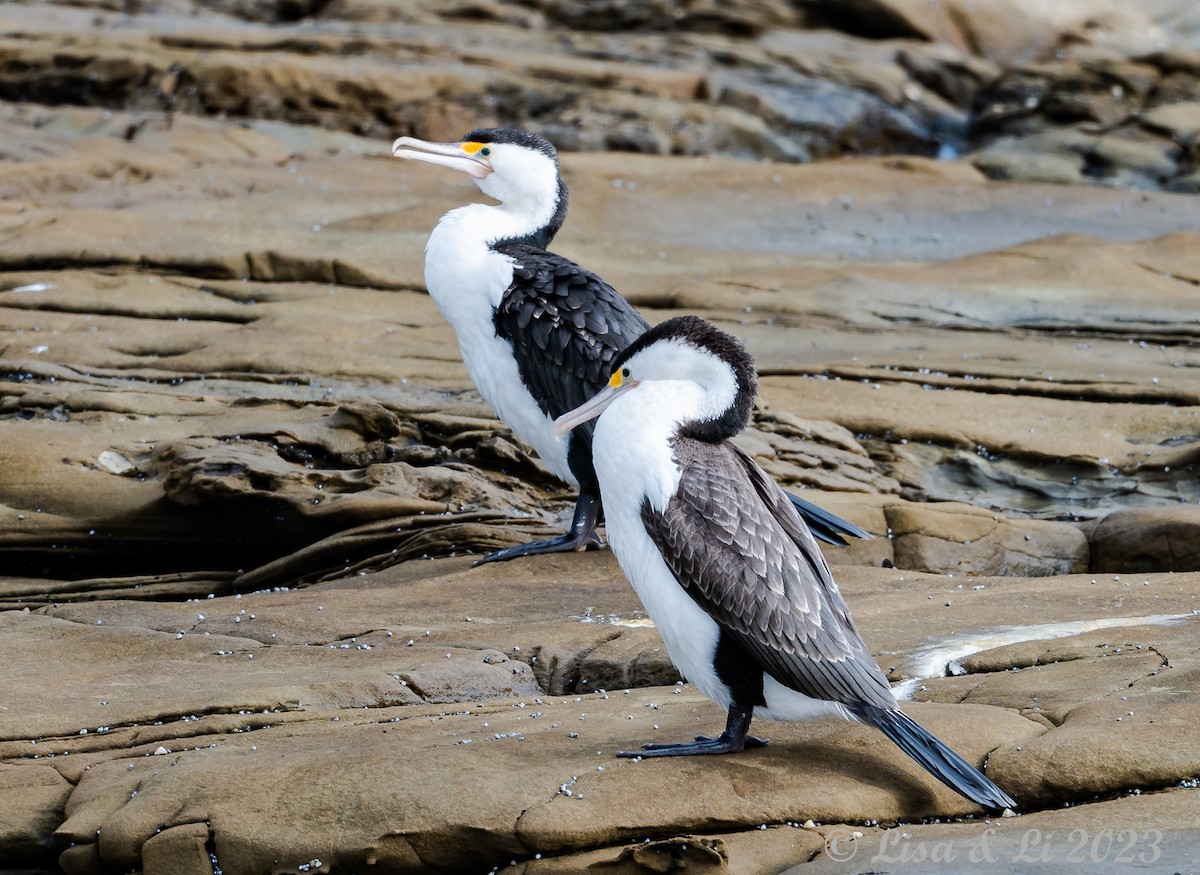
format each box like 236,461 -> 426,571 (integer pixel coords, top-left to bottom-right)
678,392 -> 752,442
593,381 -> 699,514
481,174 -> 568,250
435,201 -> 560,254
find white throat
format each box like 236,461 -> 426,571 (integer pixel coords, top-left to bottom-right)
592,379 -> 708,512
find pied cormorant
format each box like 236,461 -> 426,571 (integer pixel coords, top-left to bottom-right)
554,315 -> 1016,813
393,128 -> 868,564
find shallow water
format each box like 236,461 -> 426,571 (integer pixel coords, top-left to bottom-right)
892,612 -> 1194,698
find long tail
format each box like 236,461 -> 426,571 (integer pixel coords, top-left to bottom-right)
855,703 -> 1017,812
786,493 -> 871,547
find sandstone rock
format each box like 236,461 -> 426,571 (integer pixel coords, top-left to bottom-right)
971,145 -> 1090,187
198,0 -> 343,23
972,59 -> 1162,139
1167,169 -> 1200,192
3,0 -> 1199,187
5,3 -> 1200,869
806,0 -> 1169,64
917,616 -> 1200,804
964,48 -> 1200,190
810,494 -> 896,569
0,1 -> 948,162
513,0 -> 803,36
571,625 -> 681,694
6,554 -> 1200,869
43,689 -> 1032,874
859,568 -> 1198,684
1089,508 -> 1200,572
799,783 -> 1200,873
710,69 -> 934,160
739,411 -> 900,497
5,104 -> 1200,586
1,554 -> 1062,873
1,0 -> 1183,177
502,826 -> 825,875
989,667 -> 1200,805
928,635 -> 1168,726
887,503 -> 1089,577
139,823 -> 213,875
1142,100 -> 1200,150
972,122 -> 1191,190
0,763 -> 71,862
896,43 -> 1001,110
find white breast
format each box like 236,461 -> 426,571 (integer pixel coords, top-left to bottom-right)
593,381 -> 852,726
424,205 -> 574,484
592,381 -> 730,708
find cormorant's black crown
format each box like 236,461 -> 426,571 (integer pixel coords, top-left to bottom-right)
462,128 -> 559,165
612,315 -> 758,442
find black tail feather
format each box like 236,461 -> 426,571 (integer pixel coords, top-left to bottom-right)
856,704 -> 1017,812
786,494 -> 871,547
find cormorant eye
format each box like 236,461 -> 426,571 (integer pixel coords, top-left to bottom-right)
480,147 -> 492,157
621,368 -> 630,378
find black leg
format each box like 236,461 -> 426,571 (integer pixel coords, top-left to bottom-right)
617,701 -> 769,757
472,490 -> 603,566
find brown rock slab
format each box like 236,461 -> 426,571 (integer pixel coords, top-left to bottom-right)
887,502 -> 1089,577
5,5 -> 1200,870
501,826 -> 826,874
140,823 -> 213,875
1143,100 -> 1200,139
798,784 -> 1200,873
992,683 -> 1200,806
45,691 -> 1033,875
0,763 -> 71,862
5,0 -> 1200,184
3,554 -> 1200,870
846,568 -> 1199,685
1090,508 -> 1200,572
915,615 -> 1200,805
971,142 -> 1090,186
7,102 -> 1199,585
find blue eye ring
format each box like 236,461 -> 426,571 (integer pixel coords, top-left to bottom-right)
480,147 -> 492,157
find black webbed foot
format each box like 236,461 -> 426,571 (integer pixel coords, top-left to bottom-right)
617,731 -> 768,758
471,530 -> 604,566
617,701 -> 767,757
472,490 -> 603,566
689,733 -> 768,748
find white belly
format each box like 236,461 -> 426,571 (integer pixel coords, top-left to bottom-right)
458,328 -> 575,485
759,677 -> 852,723
608,512 -> 732,708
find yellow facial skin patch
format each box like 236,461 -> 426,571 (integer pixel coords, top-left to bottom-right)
461,142 -> 485,154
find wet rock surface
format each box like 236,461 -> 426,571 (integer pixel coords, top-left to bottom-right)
3,1 -> 1200,873
3,557 -> 1199,872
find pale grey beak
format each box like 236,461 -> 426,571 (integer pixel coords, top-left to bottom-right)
391,136 -> 493,179
553,380 -> 639,438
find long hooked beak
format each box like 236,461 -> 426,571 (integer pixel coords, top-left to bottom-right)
553,379 -> 640,438
391,136 -> 493,179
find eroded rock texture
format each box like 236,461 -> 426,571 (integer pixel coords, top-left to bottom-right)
3,0 -> 1200,872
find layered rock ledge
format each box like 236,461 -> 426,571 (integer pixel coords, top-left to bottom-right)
4,555 -> 1199,873
3,1 -> 1200,872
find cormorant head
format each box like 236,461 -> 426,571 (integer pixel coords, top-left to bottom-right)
392,128 -> 567,246
554,316 -> 758,443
